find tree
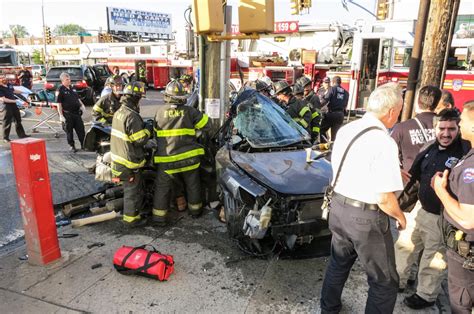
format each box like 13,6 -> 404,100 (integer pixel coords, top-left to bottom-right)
1,30 -> 11,38
32,49 -> 44,65
53,24 -> 86,36
9,24 -> 29,38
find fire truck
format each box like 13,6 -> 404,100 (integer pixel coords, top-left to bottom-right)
106,43 -> 193,89
0,45 -> 32,83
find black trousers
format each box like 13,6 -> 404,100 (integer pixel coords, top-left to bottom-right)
122,169 -> 144,218
447,249 -> 474,313
320,196 -> 399,314
320,111 -> 344,143
64,112 -> 85,148
153,166 -> 202,214
2,104 -> 26,140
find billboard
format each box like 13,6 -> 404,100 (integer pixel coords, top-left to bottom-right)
106,7 -> 172,39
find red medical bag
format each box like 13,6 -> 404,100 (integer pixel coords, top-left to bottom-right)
113,245 -> 174,281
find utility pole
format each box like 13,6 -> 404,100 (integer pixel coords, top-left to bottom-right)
41,0 -> 48,69
419,0 -> 460,88
401,0 -> 430,121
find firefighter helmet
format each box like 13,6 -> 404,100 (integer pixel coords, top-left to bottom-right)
247,79 -> 271,92
273,80 -> 292,95
164,79 -> 188,103
179,74 -> 193,84
296,76 -> 312,88
105,75 -> 123,87
122,81 -> 146,97
293,82 -> 304,96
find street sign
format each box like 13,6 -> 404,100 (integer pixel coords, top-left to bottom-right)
274,36 -> 286,42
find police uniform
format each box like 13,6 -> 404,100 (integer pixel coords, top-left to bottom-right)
286,96 -> 311,134
320,84 -> 348,142
396,137 -> 470,305
444,148 -> 474,313
92,92 -> 121,125
110,88 -> 150,224
320,112 -> 403,313
0,83 -> 27,141
152,95 -> 210,220
57,85 -> 85,149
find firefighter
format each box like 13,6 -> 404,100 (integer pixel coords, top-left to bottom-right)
294,82 -> 321,142
179,74 -> 194,93
247,79 -> 272,98
296,76 -> 322,110
152,79 -> 210,224
93,76 -> 123,125
273,80 -> 311,133
110,81 -> 151,227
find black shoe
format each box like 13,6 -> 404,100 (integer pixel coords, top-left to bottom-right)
70,146 -> 77,153
404,294 -> 435,309
150,215 -> 168,226
19,134 -> 30,139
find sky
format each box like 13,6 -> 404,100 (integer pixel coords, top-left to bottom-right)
0,0 -> 377,38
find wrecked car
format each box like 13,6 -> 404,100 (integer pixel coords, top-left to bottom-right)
216,89 -> 333,255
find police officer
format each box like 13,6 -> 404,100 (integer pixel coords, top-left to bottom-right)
320,76 -> 349,142
57,72 -> 86,152
294,82 -> 321,142
396,109 -> 470,309
0,75 -> 28,143
110,81 -> 151,227
18,65 -> 32,89
434,100 -> 474,314
152,80 -> 210,224
273,80 -> 311,133
320,84 -> 406,313
93,76 -> 123,125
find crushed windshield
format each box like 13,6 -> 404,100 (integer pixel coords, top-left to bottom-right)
233,90 -> 309,148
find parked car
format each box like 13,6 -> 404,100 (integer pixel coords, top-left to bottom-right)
215,89 -> 333,255
31,64 -> 46,78
92,63 -> 112,87
44,65 -> 103,106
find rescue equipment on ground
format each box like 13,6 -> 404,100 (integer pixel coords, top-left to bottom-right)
113,245 -> 174,281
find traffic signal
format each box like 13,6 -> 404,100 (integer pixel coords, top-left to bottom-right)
376,0 -> 389,20
301,0 -> 312,9
44,26 -> 52,44
290,0 -> 301,15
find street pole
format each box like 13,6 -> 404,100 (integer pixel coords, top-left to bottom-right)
41,0 -> 48,69
219,6 -> 232,126
440,0 -> 461,88
401,0 -> 430,121
419,0 -> 460,88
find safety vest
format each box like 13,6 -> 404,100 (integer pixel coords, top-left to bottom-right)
92,93 -> 121,125
153,103 -> 209,174
110,99 -> 150,176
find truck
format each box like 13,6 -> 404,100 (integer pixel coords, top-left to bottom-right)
0,45 -> 32,84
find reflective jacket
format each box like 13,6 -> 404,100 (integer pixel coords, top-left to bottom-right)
286,96 -> 311,133
153,104 -> 209,174
304,90 -> 322,110
110,97 -> 150,176
92,93 -> 121,125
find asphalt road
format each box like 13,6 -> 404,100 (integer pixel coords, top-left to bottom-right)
0,89 -> 165,248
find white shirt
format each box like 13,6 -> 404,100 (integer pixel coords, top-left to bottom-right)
331,112 -> 403,204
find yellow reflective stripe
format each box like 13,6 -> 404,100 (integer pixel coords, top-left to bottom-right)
188,202 -> 202,210
312,126 -> 320,132
195,114 -> 209,129
152,209 -> 168,217
312,111 -> 320,119
111,153 -> 145,169
111,168 -> 122,177
123,214 -> 141,223
111,129 -> 130,141
129,129 -> 149,142
293,117 -> 308,128
153,148 -> 205,163
155,128 -> 196,137
98,117 -> 107,123
164,162 -> 200,174
299,106 -> 310,117
93,104 -> 105,115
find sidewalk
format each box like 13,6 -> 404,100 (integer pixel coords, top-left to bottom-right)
0,210 -> 451,313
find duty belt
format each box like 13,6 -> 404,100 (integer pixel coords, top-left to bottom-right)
444,222 -> 474,270
333,192 -> 378,211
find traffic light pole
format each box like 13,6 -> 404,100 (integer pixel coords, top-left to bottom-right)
41,0 -> 48,69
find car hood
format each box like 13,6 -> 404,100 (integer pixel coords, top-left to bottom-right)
230,150 -> 332,195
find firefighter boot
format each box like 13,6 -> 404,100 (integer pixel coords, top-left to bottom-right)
151,209 -> 168,226
188,203 -> 203,218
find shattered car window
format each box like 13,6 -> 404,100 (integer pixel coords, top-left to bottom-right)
233,92 -> 310,148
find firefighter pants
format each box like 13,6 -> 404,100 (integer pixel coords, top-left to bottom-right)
152,166 -> 202,217
122,169 -> 145,222
2,104 -> 26,140
446,249 -> 474,313
63,111 -> 85,148
395,202 -> 447,301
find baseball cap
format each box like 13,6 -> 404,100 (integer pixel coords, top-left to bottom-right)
323,77 -> 330,83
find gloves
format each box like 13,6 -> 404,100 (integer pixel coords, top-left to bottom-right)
144,138 -> 158,150
59,115 -> 66,123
